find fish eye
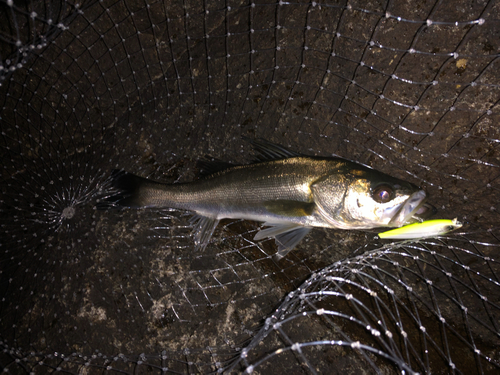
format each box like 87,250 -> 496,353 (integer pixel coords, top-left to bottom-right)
372,184 -> 394,203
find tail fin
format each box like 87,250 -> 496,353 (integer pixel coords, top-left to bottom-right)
96,169 -> 149,209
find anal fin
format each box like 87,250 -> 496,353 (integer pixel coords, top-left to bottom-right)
254,223 -> 311,259
189,214 -> 220,251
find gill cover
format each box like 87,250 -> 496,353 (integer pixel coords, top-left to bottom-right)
310,173 -> 355,229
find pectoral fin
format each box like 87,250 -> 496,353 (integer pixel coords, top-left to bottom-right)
189,215 -> 220,251
264,200 -> 315,217
254,223 -> 312,259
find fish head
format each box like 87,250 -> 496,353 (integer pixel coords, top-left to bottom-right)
312,166 -> 431,229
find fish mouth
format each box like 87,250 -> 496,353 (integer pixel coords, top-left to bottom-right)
388,190 -> 428,227
412,202 -> 437,220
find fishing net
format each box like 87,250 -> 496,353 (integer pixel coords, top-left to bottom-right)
1,0 -> 499,373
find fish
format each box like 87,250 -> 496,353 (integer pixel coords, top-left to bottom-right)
378,218 -> 462,240
98,138 -> 434,258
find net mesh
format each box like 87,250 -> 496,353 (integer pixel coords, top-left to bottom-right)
1,0 -> 499,373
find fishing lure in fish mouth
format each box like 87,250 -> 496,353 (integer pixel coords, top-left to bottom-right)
378,218 -> 462,240
98,138 -> 435,258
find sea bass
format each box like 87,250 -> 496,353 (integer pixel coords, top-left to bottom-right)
100,138 -> 433,258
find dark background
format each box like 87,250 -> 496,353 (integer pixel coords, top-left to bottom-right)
1,0 -> 499,373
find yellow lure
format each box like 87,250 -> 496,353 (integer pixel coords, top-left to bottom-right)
378,218 -> 462,240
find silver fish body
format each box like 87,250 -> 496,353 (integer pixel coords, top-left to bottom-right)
100,139 -> 431,258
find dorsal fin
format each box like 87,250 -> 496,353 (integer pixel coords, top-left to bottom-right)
243,136 -> 300,162
197,158 -> 237,176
